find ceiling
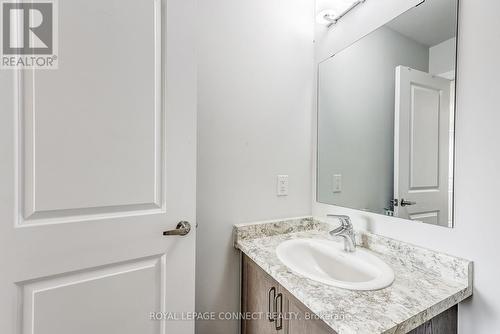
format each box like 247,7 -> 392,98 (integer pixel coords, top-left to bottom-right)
386,0 -> 458,47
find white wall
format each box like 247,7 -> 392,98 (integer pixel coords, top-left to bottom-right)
317,26 -> 429,213
315,0 -> 422,61
196,0 -> 315,332
313,1 -> 500,333
429,37 -> 457,75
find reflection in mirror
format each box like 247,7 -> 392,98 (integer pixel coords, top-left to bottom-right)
317,0 -> 458,227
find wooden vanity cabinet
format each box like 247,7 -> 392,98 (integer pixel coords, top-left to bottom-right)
241,253 -> 279,334
241,255 -> 336,334
406,306 -> 457,334
241,255 -> 457,334
283,292 -> 333,334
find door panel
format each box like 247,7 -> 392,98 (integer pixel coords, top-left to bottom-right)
394,66 -> 451,226
0,0 -> 196,333
20,256 -> 163,334
409,85 -> 440,189
20,0 -> 162,223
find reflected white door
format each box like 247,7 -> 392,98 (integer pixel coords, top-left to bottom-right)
394,66 -> 452,226
0,0 -> 196,333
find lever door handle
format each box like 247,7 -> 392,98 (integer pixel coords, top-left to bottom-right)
163,221 -> 191,236
400,199 -> 416,207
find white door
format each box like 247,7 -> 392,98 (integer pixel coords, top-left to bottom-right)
0,0 -> 196,333
394,66 -> 452,227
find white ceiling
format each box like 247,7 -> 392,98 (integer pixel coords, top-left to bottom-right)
386,0 -> 458,47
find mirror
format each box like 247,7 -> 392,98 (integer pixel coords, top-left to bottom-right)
317,0 -> 459,227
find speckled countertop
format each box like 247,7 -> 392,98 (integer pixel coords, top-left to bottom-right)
233,217 -> 473,334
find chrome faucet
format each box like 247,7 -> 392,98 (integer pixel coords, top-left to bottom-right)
327,214 -> 356,252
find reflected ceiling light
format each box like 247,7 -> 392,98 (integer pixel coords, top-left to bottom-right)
316,0 -> 366,26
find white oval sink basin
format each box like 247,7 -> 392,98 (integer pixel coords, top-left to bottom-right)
276,238 -> 394,291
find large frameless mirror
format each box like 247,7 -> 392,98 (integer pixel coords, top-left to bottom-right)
317,0 -> 459,227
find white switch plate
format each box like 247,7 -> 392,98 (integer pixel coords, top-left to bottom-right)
277,175 -> 289,196
333,174 -> 342,193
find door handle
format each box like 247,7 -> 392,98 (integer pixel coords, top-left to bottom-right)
274,292 -> 283,330
400,199 -> 416,207
268,287 -> 276,322
163,221 -> 191,236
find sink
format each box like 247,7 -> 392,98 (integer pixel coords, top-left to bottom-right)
276,238 -> 394,291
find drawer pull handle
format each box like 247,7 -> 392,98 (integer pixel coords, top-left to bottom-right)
268,287 -> 276,322
275,292 -> 283,330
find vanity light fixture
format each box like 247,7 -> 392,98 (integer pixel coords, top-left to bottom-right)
316,0 -> 366,27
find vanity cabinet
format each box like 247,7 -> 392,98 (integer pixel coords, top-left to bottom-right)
284,294 -> 333,334
241,253 -> 279,334
241,255 -> 331,334
241,255 -> 457,334
406,306 -> 457,334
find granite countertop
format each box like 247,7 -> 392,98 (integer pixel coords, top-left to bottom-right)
233,217 -> 473,334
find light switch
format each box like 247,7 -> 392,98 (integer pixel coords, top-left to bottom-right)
333,174 -> 342,193
277,175 -> 289,196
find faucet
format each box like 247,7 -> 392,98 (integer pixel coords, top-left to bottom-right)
327,214 -> 356,252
